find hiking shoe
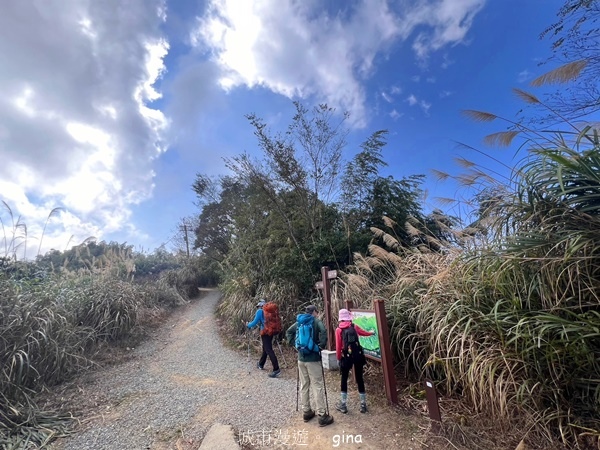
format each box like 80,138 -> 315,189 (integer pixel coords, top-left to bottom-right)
268,369 -> 281,378
318,414 -> 334,427
303,410 -> 315,422
256,362 -> 264,370
335,402 -> 348,414
360,403 -> 368,413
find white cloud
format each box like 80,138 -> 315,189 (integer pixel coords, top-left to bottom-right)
192,0 -> 400,126
518,69 -> 532,83
390,85 -> 402,94
390,109 -> 403,120
192,0 -> 486,126
440,90 -> 453,98
382,92 -> 394,103
405,95 -> 431,114
427,76 -> 436,83
441,53 -> 455,69
410,0 -> 485,61
0,0 -> 169,258
420,100 -> 432,114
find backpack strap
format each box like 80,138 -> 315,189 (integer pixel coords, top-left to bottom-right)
308,316 -> 319,352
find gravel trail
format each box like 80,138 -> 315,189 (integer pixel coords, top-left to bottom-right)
50,290 -> 296,449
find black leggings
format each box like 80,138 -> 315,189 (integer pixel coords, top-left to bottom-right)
259,334 -> 279,371
340,358 -> 365,393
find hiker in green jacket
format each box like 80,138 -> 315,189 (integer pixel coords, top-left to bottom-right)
285,305 -> 334,427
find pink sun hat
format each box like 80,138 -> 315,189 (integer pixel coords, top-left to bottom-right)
339,309 -> 353,321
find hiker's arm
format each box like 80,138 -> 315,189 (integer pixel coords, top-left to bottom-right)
247,309 -> 262,329
335,327 -> 342,360
285,324 -> 296,346
355,324 -> 375,337
317,320 -> 328,349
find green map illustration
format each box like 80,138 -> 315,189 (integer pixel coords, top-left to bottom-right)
352,313 -> 381,359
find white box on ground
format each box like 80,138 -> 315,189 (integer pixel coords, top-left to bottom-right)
321,349 -> 338,370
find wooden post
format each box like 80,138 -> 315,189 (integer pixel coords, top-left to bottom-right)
374,299 -> 398,405
321,266 -> 335,351
425,379 -> 441,429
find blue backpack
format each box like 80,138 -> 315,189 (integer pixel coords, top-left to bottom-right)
295,314 -> 320,355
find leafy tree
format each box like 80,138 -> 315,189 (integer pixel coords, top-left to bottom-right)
341,130 -> 388,231
132,246 -> 181,278
192,101 -> 438,304
239,102 -> 348,248
370,175 -> 426,244
192,103 -> 350,297
192,175 -> 243,264
341,130 -> 441,256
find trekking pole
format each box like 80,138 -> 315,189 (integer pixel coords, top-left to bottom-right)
275,337 -> 288,368
241,319 -> 250,360
247,331 -> 250,360
319,350 -> 330,415
296,363 -> 300,412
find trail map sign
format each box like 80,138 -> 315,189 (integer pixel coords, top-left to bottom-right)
351,310 -> 381,360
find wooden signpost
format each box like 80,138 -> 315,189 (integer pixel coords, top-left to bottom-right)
374,299 -> 398,405
313,266 -> 337,351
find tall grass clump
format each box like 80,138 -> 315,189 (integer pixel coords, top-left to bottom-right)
0,223 -> 209,447
0,273 -> 93,447
335,111 -> 600,447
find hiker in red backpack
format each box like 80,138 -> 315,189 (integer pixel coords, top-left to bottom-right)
247,299 -> 281,378
335,308 -> 375,414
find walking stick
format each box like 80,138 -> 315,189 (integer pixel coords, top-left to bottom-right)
275,337 -> 288,368
320,350 -> 330,415
296,363 -> 300,412
241,319 -> 250,361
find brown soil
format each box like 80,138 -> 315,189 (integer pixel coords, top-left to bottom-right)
240,344 -> 473,450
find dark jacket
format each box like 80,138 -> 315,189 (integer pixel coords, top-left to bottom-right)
335,321 -> 374,361
286,314 -> 327,363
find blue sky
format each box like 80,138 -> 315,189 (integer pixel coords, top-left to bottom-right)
0,0 -> 566,257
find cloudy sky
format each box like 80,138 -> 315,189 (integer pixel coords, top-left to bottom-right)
1,0 -> 564,258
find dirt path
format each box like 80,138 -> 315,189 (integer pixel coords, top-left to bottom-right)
46,290 -> 457,449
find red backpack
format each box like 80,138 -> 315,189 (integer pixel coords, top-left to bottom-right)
261,302 -> 283,336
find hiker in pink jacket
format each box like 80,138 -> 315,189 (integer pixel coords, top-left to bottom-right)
334,308 -> 375,414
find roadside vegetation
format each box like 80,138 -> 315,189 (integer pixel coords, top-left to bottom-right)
0,211 -> 212,448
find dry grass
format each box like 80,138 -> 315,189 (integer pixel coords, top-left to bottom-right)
332,193 -> 600,449
0,245 -> 205,448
